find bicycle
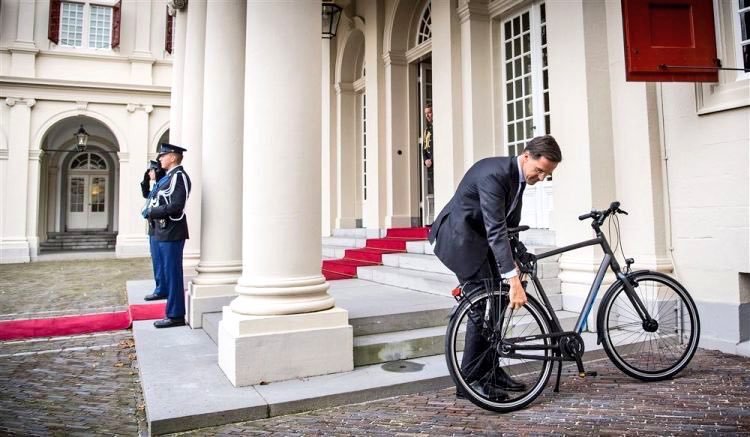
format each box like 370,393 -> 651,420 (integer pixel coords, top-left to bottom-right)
444,201 -> 700,412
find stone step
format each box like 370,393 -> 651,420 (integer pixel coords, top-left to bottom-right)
331,228 -> 384,239
322,236 -> 367,248
47,231 -> 117,237
322,245 -> 348,259
381,252 -> 454,275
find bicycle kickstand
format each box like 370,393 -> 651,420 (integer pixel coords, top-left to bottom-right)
553,359 -> 563,393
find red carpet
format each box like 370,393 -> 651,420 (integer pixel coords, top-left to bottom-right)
0,302 -> 168,341
322,227 -> 429,280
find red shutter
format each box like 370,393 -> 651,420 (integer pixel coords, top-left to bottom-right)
112,1 -> 122,49
621,0 -> 718,82
48,0 -> 62,44
165,7 -> 175,54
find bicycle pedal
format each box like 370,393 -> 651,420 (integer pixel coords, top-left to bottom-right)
577,371 -> 598,378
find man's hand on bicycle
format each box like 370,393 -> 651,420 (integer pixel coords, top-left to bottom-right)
508,276 -> 527,310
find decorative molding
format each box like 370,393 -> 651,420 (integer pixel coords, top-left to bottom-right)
405,41 -> 432,64
28,149 -> 44,161
353,77 -> 366,93
0,150 -> 8,160
458,0 -> 490,23
8,45 -> 40,55
488,0 -> 526,19
117,152 -> 130,162
382,50 -> 408,67
126,103 -> 153,113
335,82 -> 355,95
4,97 -> 36,108
76,101 -> 89,110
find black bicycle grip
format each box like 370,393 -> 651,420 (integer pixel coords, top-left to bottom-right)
578,212 -> 593,221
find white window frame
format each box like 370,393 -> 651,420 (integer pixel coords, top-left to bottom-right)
695,0 -> 750,114
500,2 -> 549,156
733,0 -> 750,80
57,1 -> 117,52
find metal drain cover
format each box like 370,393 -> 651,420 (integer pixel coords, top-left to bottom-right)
381,360 -> 425,373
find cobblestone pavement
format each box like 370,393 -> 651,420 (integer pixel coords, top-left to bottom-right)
0,330 -> 147,436
173,349 -> 750,436
0,258 -> 153,320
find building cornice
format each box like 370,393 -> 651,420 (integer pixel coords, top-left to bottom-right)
0,77 -> 170,107
488,0 -> 527,19
405,41 -> 432,64
0,47 -> 172,66
382,51 -> 408,67
458,0 -> 490,23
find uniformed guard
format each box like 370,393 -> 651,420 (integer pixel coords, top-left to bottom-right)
144,143 -> 192,328
141,160 -> 167,301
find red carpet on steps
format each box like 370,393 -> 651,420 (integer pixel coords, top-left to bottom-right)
322,227 -> 429,280
0,302 -> 167,341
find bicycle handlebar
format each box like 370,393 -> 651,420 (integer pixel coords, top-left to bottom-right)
578,201 -> 629,223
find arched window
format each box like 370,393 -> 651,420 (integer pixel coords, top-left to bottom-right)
416,2 -> 432,45
70,152 -> 107,170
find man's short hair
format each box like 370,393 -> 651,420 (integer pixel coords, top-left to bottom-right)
524,135 -> 562,163
174,153 -> 184,164
424,103 -> 432,110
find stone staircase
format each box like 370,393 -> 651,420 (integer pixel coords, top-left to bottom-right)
39,230 -> 117,252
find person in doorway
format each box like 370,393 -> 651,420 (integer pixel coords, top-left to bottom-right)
141,160 -> 167,301
143,143 -> 192,328
429,135 -> 562,400
423,104 -> 433,169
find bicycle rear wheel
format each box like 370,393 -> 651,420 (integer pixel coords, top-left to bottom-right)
445,290 -> 554,413
599,271 -> 700,381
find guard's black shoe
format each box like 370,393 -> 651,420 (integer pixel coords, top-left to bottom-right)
494,371 -> 527,392
153,318 -> 186,328
144,293 -> 167,301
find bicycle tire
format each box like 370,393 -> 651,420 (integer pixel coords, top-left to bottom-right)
599,271 -> 700,381
445,290 -> 554,413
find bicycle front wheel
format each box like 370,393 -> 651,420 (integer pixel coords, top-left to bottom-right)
445,290 -> 554,413
599,271 -> 700,381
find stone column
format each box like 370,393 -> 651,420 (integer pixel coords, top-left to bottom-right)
130,0 -> 154,83
335,82 -> 359,229
321,37 -> 337,236
458,0 -> 494,167
0,97 -> 35,263
218,0 -> 352,387
179,0 -> 207,273
169,8 -> 187,144
116,104 -> 152,257
382,50 -> 413,228
431,0 -> 464,213
546,0 -> 617,327
361,0 -> 386,229
26,149 -> 43,258
187,0 -> 245,328
10,0 -> 38,77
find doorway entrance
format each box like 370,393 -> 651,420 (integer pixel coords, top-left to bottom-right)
66,152 -> 109,230
417,61 -> 433,226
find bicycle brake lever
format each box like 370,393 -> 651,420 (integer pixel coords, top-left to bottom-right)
617,208 -> 628,215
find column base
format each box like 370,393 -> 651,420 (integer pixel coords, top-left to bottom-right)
115,234 -> 149,258
186,282 -> 237,328
335,217 -> 358,229
385,215 -> 414,228
0,238 -> 30,264
218,306 -> 353,387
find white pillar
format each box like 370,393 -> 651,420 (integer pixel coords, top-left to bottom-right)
382,51 -> 413,228
362,0 -> 386,229
431,0 -> 464,213
335,82 -> 359,229
168,9 -> 187,144
0,97 -> 35,263
321,38 -> 337,236
218,0 -> 352,387
179,0 -> 207,273
187,0 -> 245,328
130,0 -> 153,83
547,0 -> 617,326
10,0 -> 38,77
26,149 -> 43,258
116,104 -> 152,258
458,0 -> 494,167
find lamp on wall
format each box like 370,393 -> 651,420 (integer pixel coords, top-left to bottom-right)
322,1 -> 342,39
74,124 -> 89,152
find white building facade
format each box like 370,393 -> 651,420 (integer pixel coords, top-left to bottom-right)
1,0 -> 748,384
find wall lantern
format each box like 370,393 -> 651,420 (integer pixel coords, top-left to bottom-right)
74,124 -> 89,152
322,2 -> 342,39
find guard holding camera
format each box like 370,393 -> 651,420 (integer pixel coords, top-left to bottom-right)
143,143 -> 192,329
141,160 -> 167,302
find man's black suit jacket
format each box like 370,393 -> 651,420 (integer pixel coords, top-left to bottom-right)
428,156 -> 523,280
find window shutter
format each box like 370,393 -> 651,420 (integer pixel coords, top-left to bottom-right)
48,0 -> 61,44
621,0 -> 718,82
112,0 -> 122,49
165,7 -> 175,54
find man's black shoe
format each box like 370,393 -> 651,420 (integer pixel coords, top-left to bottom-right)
494,371 -> 527,392
456,381 -> 509,401
153,318 -> 186,328
144,293 -> 167,301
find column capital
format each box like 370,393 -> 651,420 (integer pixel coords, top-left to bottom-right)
382,50 -> 408,67
457,0 -> 490,24
5,97 -> 36,108
335,82 -> 355,95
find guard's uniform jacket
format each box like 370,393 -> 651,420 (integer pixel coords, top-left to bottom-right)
147,165 -> 191,241
141,171 -> 166,236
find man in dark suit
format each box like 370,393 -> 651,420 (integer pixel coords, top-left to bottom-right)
144,143 -> 192,328
141,160 -> 167,301
429,135 -> 562,399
